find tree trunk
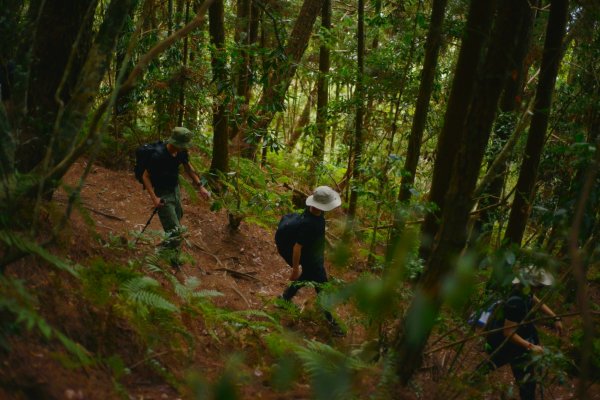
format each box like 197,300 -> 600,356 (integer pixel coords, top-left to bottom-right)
177,0 -> 191,126
15,0 -> 97,172
287,84 -> 316,149
418,0 -> 497,260
395,0 -> 508,384
504,0 -> 569,246
398,0 -> 447,202
230,0 -> 260,140
208,0 -> 230,177
241,0 -> 325,160
309,0 -> 331,185
347,0 -> 365,221
473,1 -> 538,242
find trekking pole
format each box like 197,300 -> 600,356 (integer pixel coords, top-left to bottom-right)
133,200 -> 164,245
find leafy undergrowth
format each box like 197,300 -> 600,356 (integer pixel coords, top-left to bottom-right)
0,161 -> 595,399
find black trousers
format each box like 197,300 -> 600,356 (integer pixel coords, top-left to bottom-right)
477,350 -> 536,400
281,265 -> 335,324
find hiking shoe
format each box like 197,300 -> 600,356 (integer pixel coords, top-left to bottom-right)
274,296 -> 299,311
171,260 -> 182,273
330,322 -> 345,337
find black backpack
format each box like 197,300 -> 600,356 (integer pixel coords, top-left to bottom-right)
475,295 -> 521,352
275,213 -> 304,267
134,141 -> 162,186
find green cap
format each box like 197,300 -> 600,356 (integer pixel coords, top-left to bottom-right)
167,127 -> 193,148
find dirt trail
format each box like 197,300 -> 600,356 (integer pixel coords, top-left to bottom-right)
61,161 -> 321,311
58,161 -> 345,399
3,162 -> 592,399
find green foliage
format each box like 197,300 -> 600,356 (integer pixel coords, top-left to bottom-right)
120,276 -> 178,314
211,157 -> 293,228
294,339 -> 370,400
569,327 -> 600,380
0,230 -> 78,276
0,276 -> 92,365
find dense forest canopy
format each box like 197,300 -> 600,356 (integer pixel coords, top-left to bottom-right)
1,0 -> 599,398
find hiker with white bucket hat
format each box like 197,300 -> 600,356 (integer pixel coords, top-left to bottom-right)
275,186 -> 344,336
478,266 -> 563,400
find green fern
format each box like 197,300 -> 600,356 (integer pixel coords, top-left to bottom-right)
121,276 -> 160,292
123,286 -> 179,314
0,230 -> 77,276
294,339 -> 370,400
192,290 -> 224,299
143,254 -> 166,274
0,276 -> 92,365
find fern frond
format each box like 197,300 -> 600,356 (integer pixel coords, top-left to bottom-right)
191,290 -> 223,299
121,276 -> 160,292
294,340 -> 369,400
0,276 -> 92,365
0,230 -> 77,276
231,309 -> 277,324
295,339 -> 369,374
126,289 -> 178,313
143,254 -> 166,273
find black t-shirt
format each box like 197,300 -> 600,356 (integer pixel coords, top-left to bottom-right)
486,289 -> 539,356
146,142 -> 189,194
295,209 -> 326,269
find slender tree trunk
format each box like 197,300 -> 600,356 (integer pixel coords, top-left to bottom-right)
504,0 -> 569,245
309,0 -> 331,185
288,84 -> 316,149
177,0 -> 191,126
347,0 -> 365,221
398,0 -> 447,202
241,0 -> 325,160
329,83 -> 340,157
418,0 -> 498,261
208,0 -> 229,176
230,0 -> 260,140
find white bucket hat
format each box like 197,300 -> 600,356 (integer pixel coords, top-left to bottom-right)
306,186 -> 341,212
512,265 -> 555,287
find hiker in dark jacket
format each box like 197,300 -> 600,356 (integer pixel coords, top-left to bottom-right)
279,186 -> 344,336
142,127 -> 210,267
481,266 -> 563,400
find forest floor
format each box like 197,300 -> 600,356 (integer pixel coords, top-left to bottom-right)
1,161 -> 597,399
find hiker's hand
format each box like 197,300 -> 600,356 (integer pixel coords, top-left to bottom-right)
153,197 -> 164,209
529,343 -> 544,353
199,185 -> 211,200
554,319 -> 563,336
290,266 -> 301,281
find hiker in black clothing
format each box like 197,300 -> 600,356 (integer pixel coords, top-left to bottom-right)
480,266 -> 563,400
279,186 -> 344,336
142,127 -> 210,267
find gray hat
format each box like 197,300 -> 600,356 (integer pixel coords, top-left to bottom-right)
167,127 -> 193,148
306,186 -> 342,212
512,266 -> 555,287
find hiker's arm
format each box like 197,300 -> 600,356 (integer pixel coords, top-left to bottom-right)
533,295 -> 563,336
503,319 -> 543,353
290,243 -> 302,281
183,162 -> 210,199
143,170 -> 163,208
